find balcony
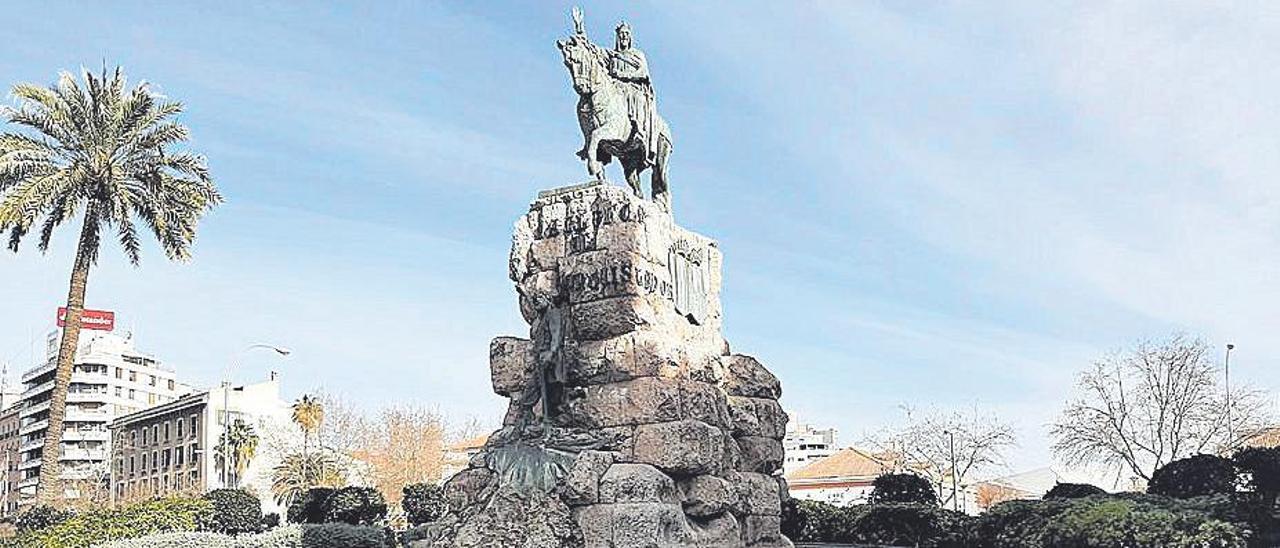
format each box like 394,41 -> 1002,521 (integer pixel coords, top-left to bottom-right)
18,438 -> 43,453
19,400 -> 50,418
59,447 -> 106,462
17,458 -> 41,471
20,381 -> 53,400
19,419 -> 48,437
62,429 -> 109,442
65,408 -> 109,423
21,362 -> 54,384
66,390 -> 109,403
16,477 -> 37,489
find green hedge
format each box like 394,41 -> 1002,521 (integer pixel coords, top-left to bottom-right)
401,483 -> 446,526
2,497 -> 212,548
971,495 -> 1247,548
323,487 -> 387,526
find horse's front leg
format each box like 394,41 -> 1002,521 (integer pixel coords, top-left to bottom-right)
585,133 -> 604,180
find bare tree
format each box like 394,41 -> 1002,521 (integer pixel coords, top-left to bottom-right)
363,405 -> 446,507
1051,334 -> 1269,483
872,406 -> 1016,508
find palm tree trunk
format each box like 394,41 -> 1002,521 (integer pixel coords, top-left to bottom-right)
35,214 -> 97,506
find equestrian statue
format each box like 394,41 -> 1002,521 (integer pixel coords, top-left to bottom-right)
557,7 -> 674,211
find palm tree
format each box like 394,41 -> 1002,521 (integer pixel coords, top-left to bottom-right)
270,451 -> 346,508
0,67 -> 221,505
292,395 -> 324,455
217,419 -> 260,487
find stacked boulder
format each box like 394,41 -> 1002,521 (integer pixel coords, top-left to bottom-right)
426,182 -> 792,548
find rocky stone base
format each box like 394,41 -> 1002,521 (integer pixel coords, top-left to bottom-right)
422,183 -> 792,548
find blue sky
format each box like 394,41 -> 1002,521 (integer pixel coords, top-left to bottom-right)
3,1 -> 1279,473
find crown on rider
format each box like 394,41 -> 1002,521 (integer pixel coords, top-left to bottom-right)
616,21 -> 631,35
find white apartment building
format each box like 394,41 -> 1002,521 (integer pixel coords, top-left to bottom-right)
783,422 -> 839,475
109,374 -> 293,514
17,331 -> 189,501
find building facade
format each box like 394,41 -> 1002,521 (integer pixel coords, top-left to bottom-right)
17,331 -> 189,502
783,422 -> 839,475
109,374 -> 291,513
786,446 -> 896,506
0,406 -> 20,515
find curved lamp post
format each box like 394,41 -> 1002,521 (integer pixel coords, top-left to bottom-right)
221,343 -> 290,487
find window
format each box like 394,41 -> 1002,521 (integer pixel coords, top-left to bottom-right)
149,375 -> 156,387
130,430 -> 137,446
176,419 -> 183,438
128,389 -> 135,400
163,423 -> 169,441
152,425 -> 158,443
129,371 -> 136,382
168,379 -> 175,391
162,449 -> 170,468
191,416 -> 198,438
141,428 -> 148,446
151,451 -> 157,470
176,447 -> 184,466
114,367 -> 122,379
128,456 -> 134,475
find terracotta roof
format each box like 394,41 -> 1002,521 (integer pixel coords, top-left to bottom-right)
445,433 -> 490,452
1241,427 -> 1280,448
787,447 -> 895,481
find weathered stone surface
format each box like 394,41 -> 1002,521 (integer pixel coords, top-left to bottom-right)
680,380 -> 731,429
723,354 -> 782,399
741,515 -> 791,548
632,420 -> 725,475
568,295 -> 665,341
432,486 -> 582,548
563,451 -> 617,506
678,474 -> 735,517
609,502 -> 691,548
735,472 -> 782,516
689,513 -> 742,546
727,396 -> 788,439
442,467 -> 495,513
490,337 -> 532,397
736,436 -> 785,474
562,377 -> 683,428
599,463 -> 678,504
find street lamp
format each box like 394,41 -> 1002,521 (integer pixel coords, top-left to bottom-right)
221,343 -> 290,488
943,430 -> 957,512
1225,343 -> 1235,447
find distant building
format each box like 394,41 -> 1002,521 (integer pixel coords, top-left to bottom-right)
783,422 -> 838,475
0,406 -> 20,515
17,331 -> 189,503
786,447 -> 896,506
108,374 -> 291,513
441,434 -> 489,482
972,467 -> 1059,512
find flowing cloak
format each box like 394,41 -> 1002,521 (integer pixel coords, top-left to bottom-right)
609,48 -> 659,163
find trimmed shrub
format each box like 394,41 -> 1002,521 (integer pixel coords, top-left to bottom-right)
852,503 -> 969,547
1044,482 -> 1107,499
1148,454 -> 1238,499
13,505 -> 72,532
287,487 -> 334,524
402,483 -> 447,525
261,512 -> 281,530
324,487 -> 388,526
1234,446 -> 1280,505
12,497 -> 212,548
201,488 -> 263,534
869,473 -> 939,506
298,523 -> 389,548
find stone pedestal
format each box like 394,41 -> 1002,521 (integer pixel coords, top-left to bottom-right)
425,182 -> 792,548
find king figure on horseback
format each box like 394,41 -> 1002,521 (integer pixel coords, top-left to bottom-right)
558,7 -> 673,211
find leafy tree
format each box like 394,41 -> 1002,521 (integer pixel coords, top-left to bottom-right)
216,419 -> 259,487
1233,446 -> 1280,507
292,395 -> 324,455
0,67 -> 220,504
14,504 -> 73,532
402,483 -> 447,525
1043,482 -> 1106,500
272,451 -> 346,509
870,473 -> 939,506
1147,454 -> 1237,499
1052,335 -> 1269,483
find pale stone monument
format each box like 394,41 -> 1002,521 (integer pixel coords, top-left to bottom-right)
416,10 -> 792,548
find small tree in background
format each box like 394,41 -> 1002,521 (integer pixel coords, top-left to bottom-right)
1234,446 -> 1280,507
402,483 -> 447,525
872,406 -> 1015,509
869,473 -> 938,506
1043,482 -> 1106,500
1147,454 -> 1237,499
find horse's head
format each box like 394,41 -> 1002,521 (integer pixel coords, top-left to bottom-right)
557,37 -> 603,96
